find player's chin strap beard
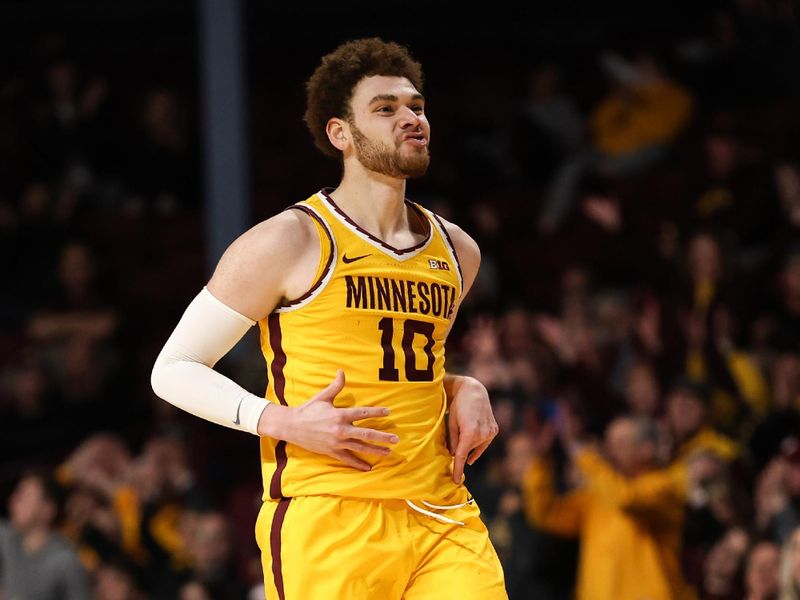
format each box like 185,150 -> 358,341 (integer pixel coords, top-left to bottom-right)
404,497 -> 475,526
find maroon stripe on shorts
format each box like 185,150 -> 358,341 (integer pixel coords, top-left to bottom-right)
268,313 -> 288,499
270,497 -> 291,600
269,441 -> 288,499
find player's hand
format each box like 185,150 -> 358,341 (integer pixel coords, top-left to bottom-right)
447,375 -> 499,483
258,370 -> 398,471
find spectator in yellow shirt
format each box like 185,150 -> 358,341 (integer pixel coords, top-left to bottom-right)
521,415 -> 699,600
590,52 -> 693,159
665,378 -> 740,464
537,49 -> 694,234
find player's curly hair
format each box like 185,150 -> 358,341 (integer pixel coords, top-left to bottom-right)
304,38 -> 424,158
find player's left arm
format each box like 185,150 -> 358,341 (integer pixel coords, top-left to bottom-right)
439,218 -> 499,484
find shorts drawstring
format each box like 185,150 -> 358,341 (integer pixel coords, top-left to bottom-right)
404,498 -> 475,526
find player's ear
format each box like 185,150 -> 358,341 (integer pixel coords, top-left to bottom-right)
326,118 -> 349,153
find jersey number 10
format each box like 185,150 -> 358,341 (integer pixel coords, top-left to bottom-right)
378,317 -> 435,382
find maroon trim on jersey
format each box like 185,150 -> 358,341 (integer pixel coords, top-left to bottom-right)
268,314 -> 288,406
281,205 -> 335,307
319,188 -> 431,255
431,212 -> 463,291
268,314 -> 288,499
270,497 -> 291,600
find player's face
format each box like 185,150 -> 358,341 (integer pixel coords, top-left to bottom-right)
346,75 -> 430,179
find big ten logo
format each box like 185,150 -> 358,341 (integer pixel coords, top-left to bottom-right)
428,259 -> 450,271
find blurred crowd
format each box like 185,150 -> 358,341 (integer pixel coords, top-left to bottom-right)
3,1 -> 800,599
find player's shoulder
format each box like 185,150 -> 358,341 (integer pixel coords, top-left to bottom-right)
229,204 -> 319,259
251,204 -> 318,242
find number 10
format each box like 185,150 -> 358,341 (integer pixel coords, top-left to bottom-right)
378,317 -> 435,382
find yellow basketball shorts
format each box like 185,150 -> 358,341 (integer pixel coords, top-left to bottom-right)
255,495 -> 507,600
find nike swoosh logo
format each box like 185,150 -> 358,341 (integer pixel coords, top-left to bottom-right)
233,398 -> 243,425
342,253 -> 371,264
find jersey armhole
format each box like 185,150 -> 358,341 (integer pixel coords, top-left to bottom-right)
427,210 -> 464,297
277,204 -> 336,311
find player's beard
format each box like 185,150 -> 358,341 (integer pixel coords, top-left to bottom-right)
349,122 -> 430,179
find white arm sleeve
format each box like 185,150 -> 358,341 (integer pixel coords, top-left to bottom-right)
150,287 -> 270,436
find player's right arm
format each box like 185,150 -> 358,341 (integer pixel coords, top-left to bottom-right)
151,210 -> 397,471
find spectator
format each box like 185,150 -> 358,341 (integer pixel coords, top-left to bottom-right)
744,540 -> 781,600
681,450 -> 734,589
123,89 -> 199,213
703,526 -> 750,600
479,428 -> 577,600
779,526 -> 800,599
57,432 -> 208,582
114,434 -> 207,575
674,9 -> 750,110
521,415 -> 696,599
155,511 -> 248,600
623,359 -> 662,419
10,182 -> 67,311
538,50 -> 694,233
93,558 -> 146,600
749,352 -> 800,471
179,580 -> 212,600
63,483 -> 123,573
591,50 -> 693,165
758,251 -> 800,354
664,377 -> 739,464
463,315 -> 513,392
659,230 -> 769,433
682,125 -> 782,254
57,434 -> 131,570
0,356 -> 70,464
32,60 -> 82,181
28,240 -> 118,346
0,470 -> 90,600
756,437 -> 800,544
774,162 -> 800,233
514,63 -> 585,185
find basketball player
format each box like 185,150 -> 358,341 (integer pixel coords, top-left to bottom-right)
151,38 -> 506,599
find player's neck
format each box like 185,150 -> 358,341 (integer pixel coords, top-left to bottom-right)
331,167 -> 410,239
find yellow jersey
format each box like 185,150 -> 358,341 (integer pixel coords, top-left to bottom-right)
258,190 -> 464,502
